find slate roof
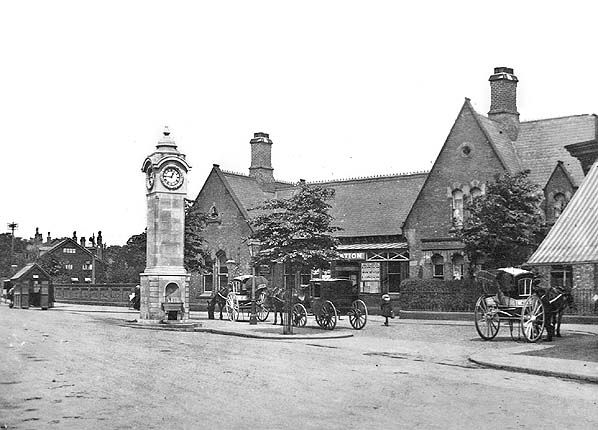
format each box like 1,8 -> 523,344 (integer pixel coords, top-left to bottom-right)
216,168 -> 427,238
527,159 -> 598,265
474,107 -> 595,187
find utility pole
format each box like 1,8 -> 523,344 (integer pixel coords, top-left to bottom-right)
7,222 -> 18,274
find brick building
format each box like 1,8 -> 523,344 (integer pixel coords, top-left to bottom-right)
189,132 -> 425,306
190,67 -> 597,306
403,67 -> 596,280
25,229 -> 106,283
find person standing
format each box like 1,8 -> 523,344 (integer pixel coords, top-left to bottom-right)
380,293 -> 395,326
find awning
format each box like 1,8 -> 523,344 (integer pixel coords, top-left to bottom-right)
338,242 -> 407,251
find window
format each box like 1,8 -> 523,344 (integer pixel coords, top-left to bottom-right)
216,252 -> 228,290
63,248 -> 76,254
65,264 -> 73,270
452,189 -> 464,227
550,265 -> 573,289
431,254 -> 444,279
553,193 -> 566,220
82,262 -> 93,270
203,270 -> 213,293
518,278 -> 532,296
451,254 -> 464,280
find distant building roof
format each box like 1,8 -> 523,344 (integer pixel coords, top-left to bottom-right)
528,160 -> 598,265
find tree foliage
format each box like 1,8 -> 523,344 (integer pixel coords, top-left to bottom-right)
457,170 -> 547,269
248,184 -> 341,271
0,233 -> 27,279
184,200 -> 210,273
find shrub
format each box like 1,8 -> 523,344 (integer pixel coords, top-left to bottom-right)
398,278 -> 485,312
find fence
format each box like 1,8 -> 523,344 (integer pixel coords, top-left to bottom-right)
54,283 -> 137,307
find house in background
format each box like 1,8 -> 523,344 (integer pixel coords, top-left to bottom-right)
25,229 -> 106,284
189,132 -> 426,307
403,67 -> 595,280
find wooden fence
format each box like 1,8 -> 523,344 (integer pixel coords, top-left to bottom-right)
54,283 -> 137,307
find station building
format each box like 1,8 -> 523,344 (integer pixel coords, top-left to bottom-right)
188,132 -> 425,306
189,67 -> 597,305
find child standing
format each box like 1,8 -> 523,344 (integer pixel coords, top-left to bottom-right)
380,293 -> 395,326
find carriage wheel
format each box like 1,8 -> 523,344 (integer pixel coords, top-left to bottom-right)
349,299 -> 368,330
474,296 -> 500,340
521,295 -> 545,343
256,291 -> 270,322
315,301 -> 337,330
292,303 -> 307,327
225,293 -> 239,322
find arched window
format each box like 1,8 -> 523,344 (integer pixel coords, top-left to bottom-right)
216,251 -> 228,290
452,189 -> 464,227
431,254 -> 444,279
553,193 -> 566,219
451,254 -> 464,280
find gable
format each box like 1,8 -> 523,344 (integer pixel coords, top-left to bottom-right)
404,100 -> 506,237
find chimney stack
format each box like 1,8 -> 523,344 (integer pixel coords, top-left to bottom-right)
249,132 -> 274,186
47,232 -> 51,244
488,67 -> 520,140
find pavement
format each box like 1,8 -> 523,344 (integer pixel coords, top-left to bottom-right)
43,303 -> 598,383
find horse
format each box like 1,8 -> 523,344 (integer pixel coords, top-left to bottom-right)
267,286 -> 286,325
539,285 -> 576,341
207,285 -> 230,320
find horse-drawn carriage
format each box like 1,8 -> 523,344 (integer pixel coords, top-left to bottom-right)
275,278 -> 369,330
224,275 -> 270,322
474,267 -> 557,342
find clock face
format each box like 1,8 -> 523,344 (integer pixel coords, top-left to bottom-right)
161,166 -> 183,190
146,169 -> 155,190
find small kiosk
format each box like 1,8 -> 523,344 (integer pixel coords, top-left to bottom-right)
9,263 -> 53,309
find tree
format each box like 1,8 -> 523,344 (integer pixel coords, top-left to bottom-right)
184,200 -> 210,273
0,233 -> 27,279
458,170 -> 547,270
105,233 -> 147,283
249,183 -> 341,274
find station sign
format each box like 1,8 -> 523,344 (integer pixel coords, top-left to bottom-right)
339,252 -> 365,261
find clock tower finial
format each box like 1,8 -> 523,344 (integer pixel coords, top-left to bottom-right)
139,128 -> 192,323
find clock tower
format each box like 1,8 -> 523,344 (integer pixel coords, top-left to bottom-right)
139,127 -> 191,322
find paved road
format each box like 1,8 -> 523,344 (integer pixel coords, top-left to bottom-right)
1,305 -> 597,429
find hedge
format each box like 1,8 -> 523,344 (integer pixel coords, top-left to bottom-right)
398,278 -> 485,312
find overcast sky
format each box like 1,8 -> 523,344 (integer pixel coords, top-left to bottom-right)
2,1 -> 598,245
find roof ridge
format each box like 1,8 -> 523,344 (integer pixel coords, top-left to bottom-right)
520,113 -> 594,124
307,171 -> 429,184
219,168 -> 295,185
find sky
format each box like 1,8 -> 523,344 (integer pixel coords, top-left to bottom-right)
2,0 -> 598,246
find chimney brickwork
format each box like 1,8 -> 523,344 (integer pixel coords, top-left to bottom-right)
488,67 -> 520,140
249,132 -> 275,185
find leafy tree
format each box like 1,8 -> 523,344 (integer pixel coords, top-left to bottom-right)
104,233 -> 147,283
458,170 -> 547,270
184,200 -> 210,273
0,233 -> 27,279
249,184 -> 341,275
